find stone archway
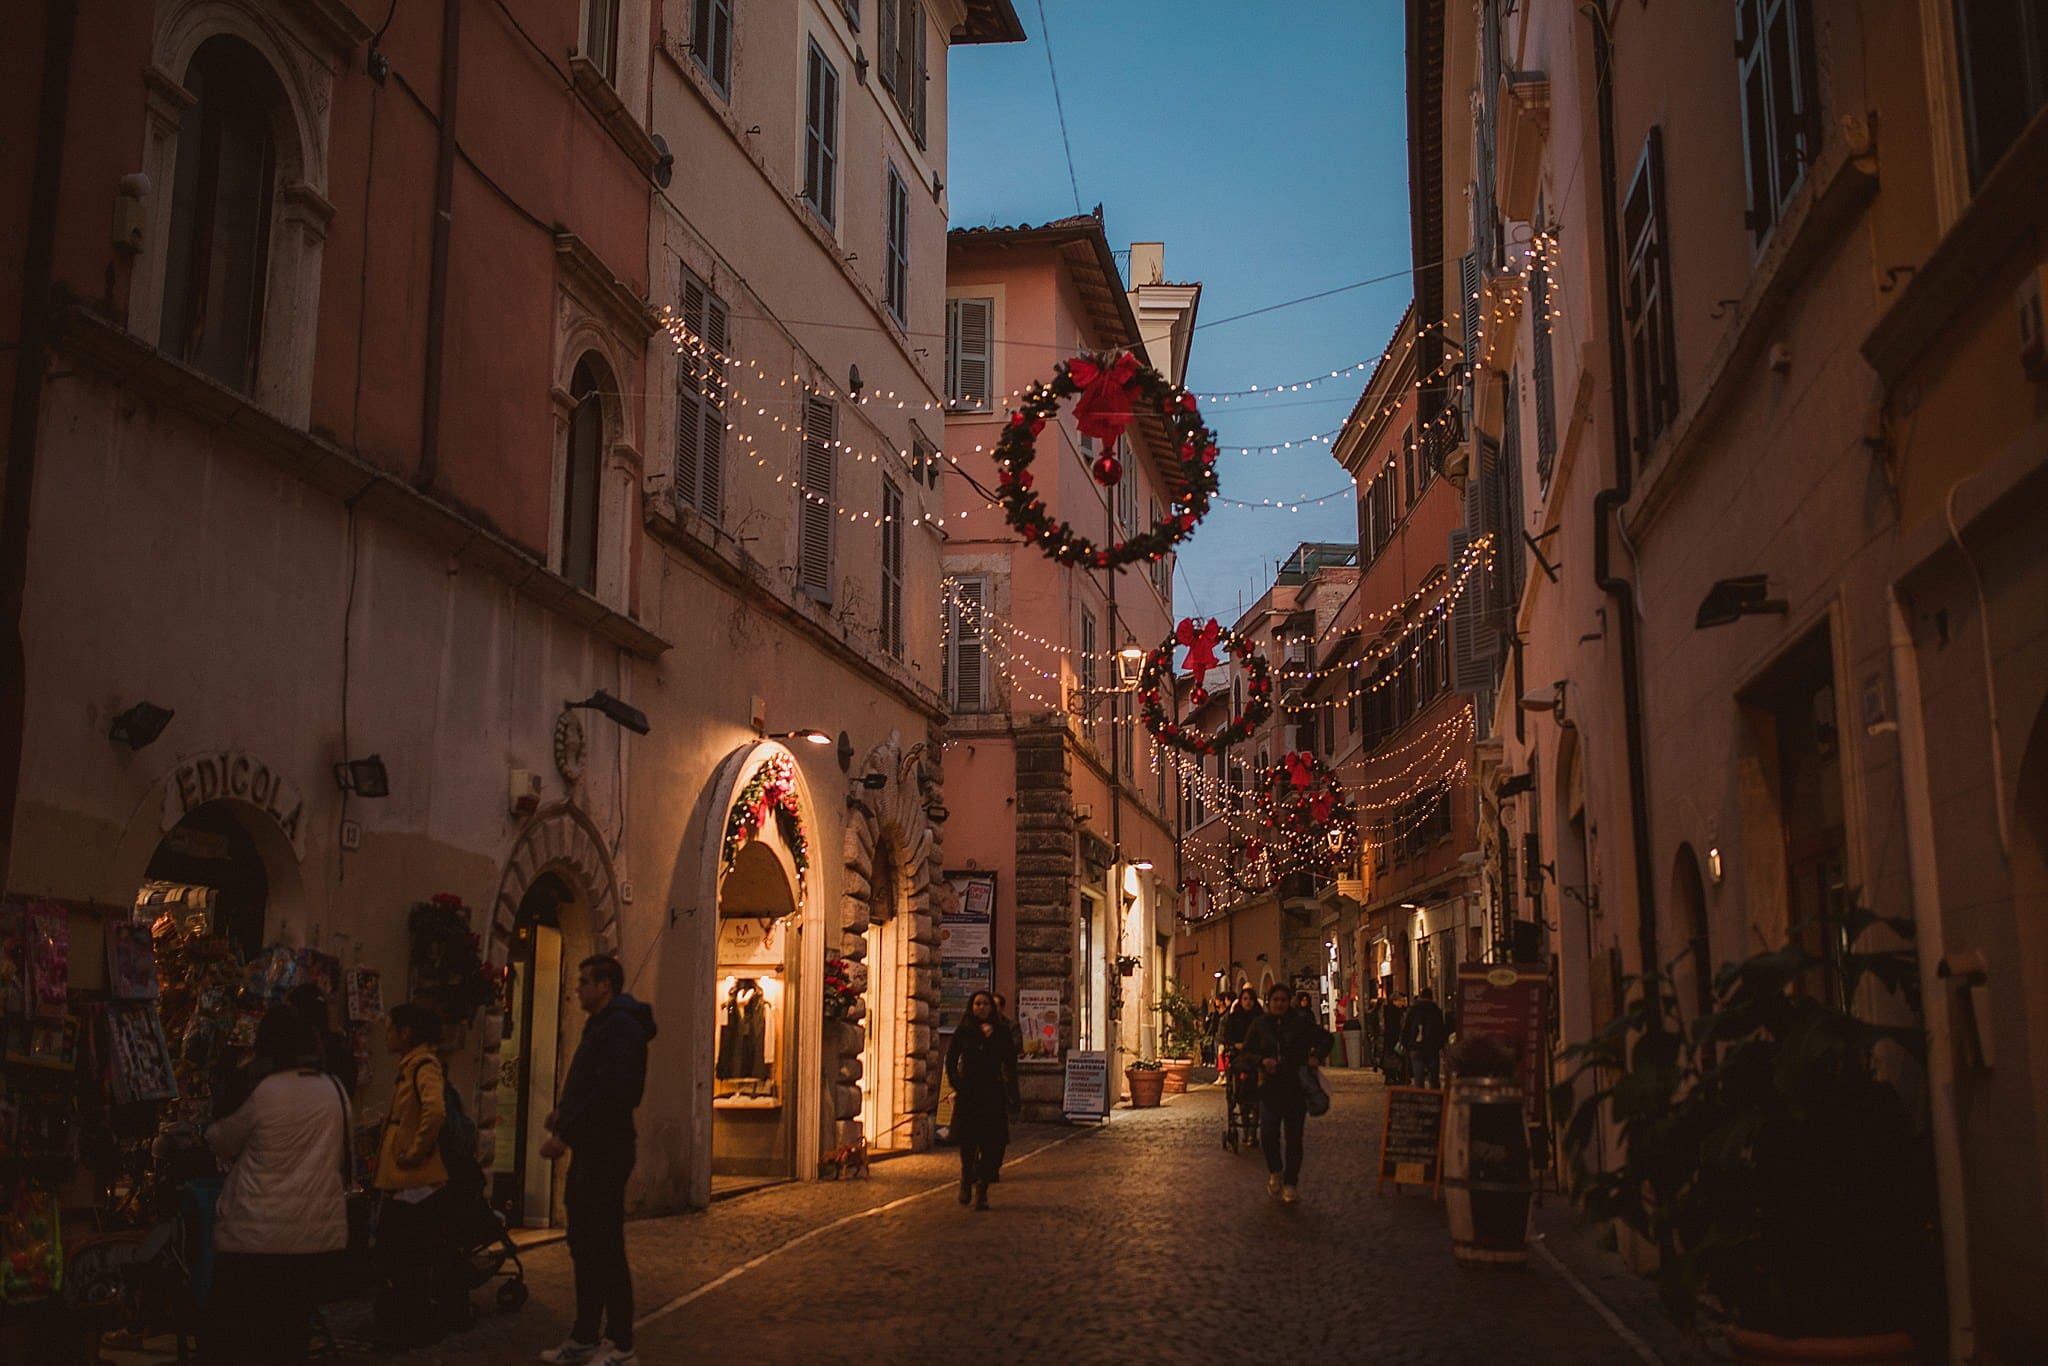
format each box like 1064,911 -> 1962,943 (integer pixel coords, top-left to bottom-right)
834,730 -> 946,1151
473,803 -> 622,1168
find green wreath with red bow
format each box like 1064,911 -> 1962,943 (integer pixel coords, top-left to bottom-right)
721,752 -> 810,893
994,351 -> 1220,569
1138,617 -> 1272,755
1259,750 -> 1359,857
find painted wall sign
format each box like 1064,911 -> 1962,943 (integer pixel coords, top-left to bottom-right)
162,751 -> 308,857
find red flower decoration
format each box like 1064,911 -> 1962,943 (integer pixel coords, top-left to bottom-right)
1072,352 -> 1142,442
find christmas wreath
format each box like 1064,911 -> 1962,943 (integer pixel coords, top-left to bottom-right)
1138,618 -> 1273,755
1258,751 -> 1359,857
994,351 -> 1220,568
721,752 -> 811,893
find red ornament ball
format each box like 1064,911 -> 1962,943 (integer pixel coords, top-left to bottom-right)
1092,454 -> 1124,486
1189,686 -> 1209,707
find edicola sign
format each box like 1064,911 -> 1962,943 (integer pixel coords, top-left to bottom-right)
163,751 -> 308,857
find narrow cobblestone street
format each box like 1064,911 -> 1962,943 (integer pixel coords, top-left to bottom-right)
347,1071 -> 1688,1365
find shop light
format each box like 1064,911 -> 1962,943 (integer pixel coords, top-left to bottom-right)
569,690 -> 650,735
1695,575 -> 1788,630
1707,846 -> 1724,884
1114,644 -> 1147,690
108,700 -> 174,750
333,755 -> 391,799
1122,864 -> 1144,898
1130,858 -> 1154,870
773,729 -> 835,746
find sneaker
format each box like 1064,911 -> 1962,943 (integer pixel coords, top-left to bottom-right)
597,1351 -> 639,1366
539,1339 -> 603,1365
1267,1172 -> 1283,1196
1282,1185 -> 1300,1204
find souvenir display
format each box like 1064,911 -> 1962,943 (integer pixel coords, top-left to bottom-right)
0,904 -> 23,1016
105,920 -> 159,1000
106,1005 -> 178,1106
346,966 -> 383,1024
0,1182 -> 61,1304
24,904 -> 68,1019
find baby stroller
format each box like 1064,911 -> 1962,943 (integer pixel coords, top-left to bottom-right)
442,1186 -> 529,1312
1219,1047 -> 1261,1153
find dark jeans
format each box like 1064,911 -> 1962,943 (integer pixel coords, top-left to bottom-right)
205,1250 -> 324,1364
1260,1093 -> 1307,1183
1411,1049 -> 1442,1088
375,1192 -> 468,1336
566,1147 -> 635,1351
959,1136 -> 1001,1185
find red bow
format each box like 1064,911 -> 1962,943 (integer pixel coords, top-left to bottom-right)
1176,618 -> 1222,691
1070,352 -> 1142,443
1309,792 -> 1336,824
1285,752 -> 1316,790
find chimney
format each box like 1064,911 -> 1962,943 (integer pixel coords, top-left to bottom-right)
1129,241 -> 1165,286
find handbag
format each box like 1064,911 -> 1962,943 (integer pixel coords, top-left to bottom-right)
1300,1065 -> 1331,1117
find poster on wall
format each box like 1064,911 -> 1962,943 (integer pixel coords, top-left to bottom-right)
1016,988 -> 1061,1061
939,872 -> 997,1031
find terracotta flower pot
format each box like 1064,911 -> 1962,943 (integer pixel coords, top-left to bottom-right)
1160,1060 -> 1195,1094
1125,1068 -> 1165,1108
1727,1328 -> 1916,1366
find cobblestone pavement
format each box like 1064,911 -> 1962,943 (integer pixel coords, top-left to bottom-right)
316,1069 -> 1715,1366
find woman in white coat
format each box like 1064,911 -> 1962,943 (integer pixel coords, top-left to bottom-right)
203,1007 -> 351,1364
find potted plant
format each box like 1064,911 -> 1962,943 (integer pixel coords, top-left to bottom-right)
1114,954 -> 1141,978
1553,906 -> 1940,1363
1124,1057 -> 1165,1108
1153,982 -> 1208,1092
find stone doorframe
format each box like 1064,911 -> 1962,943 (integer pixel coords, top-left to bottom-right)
473,803 -> 622,1171
831,728 -> 947,1151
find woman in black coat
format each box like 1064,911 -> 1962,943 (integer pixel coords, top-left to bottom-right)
946,991 -> 1018,1210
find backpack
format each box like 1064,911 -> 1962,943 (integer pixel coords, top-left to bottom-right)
438,1077 -> 482,1194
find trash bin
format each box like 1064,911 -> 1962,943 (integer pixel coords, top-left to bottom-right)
1443,1076 -> 1532,1264
1339,1024 -> 1364,1069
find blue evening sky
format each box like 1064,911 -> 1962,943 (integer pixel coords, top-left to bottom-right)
947,1 -> 1411,622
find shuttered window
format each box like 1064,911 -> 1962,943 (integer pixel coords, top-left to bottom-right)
803,42 -> 839,228
798,396 -> 836,599
885,164 -> 910,325
1115,439 -> 1137,533
945,297 -> 993,410
1530,220 -> 1558,492
562,358 -> 605,593
1079,608 -> 1097,744
1459,250 -> 1481,371
876,0 -> 928,147
1737,0 -> 1820,242
585,0 -> 619,84
880,477 -> 904,658
1623,129 -> 1679,449
691,0 -> 732,98
946,576 -> 986,712
674,271 -> 728,521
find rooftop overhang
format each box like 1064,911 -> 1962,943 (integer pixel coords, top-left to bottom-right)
953,0 -> 1027,44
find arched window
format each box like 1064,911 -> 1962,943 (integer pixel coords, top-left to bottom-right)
161,37 -> 287,393
562,358 -> 606,592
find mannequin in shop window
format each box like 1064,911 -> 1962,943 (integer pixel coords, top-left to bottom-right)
716,978 -> 772,1086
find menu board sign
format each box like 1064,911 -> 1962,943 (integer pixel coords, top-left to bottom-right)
1378,1085 -> 1445,1196
1455,961 -> 1549,1115
1061,1050 -> 1109,1121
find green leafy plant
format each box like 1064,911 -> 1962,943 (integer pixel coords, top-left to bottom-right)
1124,1056 -> 1163,1072
1153,981 -> 1208,1060
1552,905 -> 1941,1340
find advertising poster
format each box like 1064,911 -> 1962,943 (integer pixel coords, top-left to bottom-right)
1455,961 -> 1549,1115
1016,988 -> 1061,1061
940,872 -> 997,1030
1062,1050 -> 1109,1121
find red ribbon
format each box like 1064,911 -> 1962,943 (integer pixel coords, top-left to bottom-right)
1176,618 -> 1223,691
1285,752 -> 1316,790
1071,352 -> 1142,443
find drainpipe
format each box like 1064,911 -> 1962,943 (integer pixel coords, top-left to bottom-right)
0,0 -> 77,893
416,0 -> 461,488
1587,8 -> 1661,993
1888,591 -> 1975,1363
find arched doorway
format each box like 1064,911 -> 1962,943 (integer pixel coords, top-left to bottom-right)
714,838 -> 800,1182
139,801 -> 273,954
860,837 -> 910,1152
492,870 -> 594,1227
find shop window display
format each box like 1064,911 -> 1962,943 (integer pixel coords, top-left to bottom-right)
714,914 -> 786,1110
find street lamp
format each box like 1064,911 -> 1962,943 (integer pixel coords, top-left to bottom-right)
567,690 -> 650,735
1115,643 -> 1147,690
332,755 -> 390,798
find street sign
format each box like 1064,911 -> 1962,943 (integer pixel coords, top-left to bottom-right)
1061,1050 -> 1108,1121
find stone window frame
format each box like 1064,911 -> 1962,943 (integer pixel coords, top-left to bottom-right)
548,237 -> 653,611
133,0 -> 360,427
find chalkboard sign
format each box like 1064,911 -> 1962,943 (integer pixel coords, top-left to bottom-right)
1378,1085 -> 1446,1197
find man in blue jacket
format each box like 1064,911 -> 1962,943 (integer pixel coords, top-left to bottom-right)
538,954 -> 656,1366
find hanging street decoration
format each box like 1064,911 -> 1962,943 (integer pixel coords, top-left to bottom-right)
1138,618 -> 1273,755
1259,750 -> 1360,860
721,752 -> 811,894
995,352 -> 1220,569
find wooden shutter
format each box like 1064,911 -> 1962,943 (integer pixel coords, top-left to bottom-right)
909,0 -> 928,146
947,297 -> 991,409
949,576 -> 985,711
1531,248 -> 1557,487
675,275 -> 727,520
886,167 -> 909,322
799,396 -> 836,598
878,0 -> 899,92
1459,250 -> 1481,367
881,478 -> 904,657
804,44 -> 839,225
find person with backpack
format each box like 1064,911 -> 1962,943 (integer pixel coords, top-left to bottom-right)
372,1002 -> 467,1344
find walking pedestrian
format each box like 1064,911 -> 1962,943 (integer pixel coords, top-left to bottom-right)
371,1002 -> 462,1345
1241,982 -> 1331,1204
945,990 -> 1018,1210
1380,993 -> 1408,1083
537,955 -> 657,1366
1403,987 -> 1448,1089
1219,985 -> 1261,1051
202,1008 -> 350,1365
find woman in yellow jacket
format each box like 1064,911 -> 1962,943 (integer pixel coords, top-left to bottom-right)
372,1003 -> 456,1344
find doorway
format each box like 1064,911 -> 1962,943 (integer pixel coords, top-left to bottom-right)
713,841 -> 799,1181
861,908 -> 906,1151
141,802 -> 271,954
493,872 -> 577,1227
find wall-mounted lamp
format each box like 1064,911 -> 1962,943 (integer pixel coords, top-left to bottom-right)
853,46 -> 869,84
1695,575 -> 1789,630
108,700 -> 174,750
650,132 -> 675,190
568,690 -> 650,735
847,363 -> 864,397
772,729 -> 835,747
1706,846 -> 1724,884
1498,772 -> 1535,798
1130,858 -> 1154,871
1114,643 -> 1146,690
931,171 -> 945,200
333,755 -> 391,798
1518,683 -> 1565,713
